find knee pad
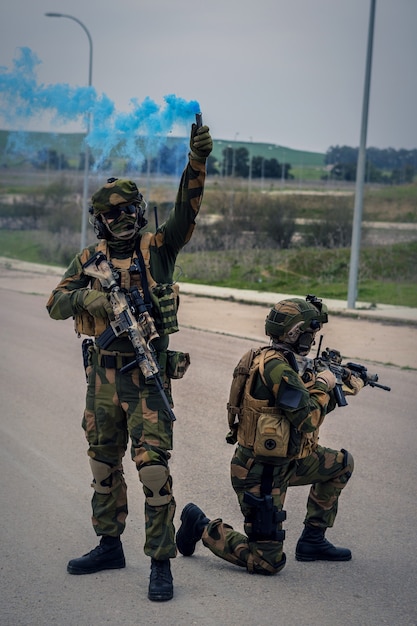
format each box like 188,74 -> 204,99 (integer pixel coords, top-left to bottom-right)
139,464 -> 172,506
89,458 -> 116,494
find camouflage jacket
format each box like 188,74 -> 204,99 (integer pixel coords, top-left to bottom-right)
46,156 -> 207,352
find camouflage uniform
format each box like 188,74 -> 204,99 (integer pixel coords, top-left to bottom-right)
201,346 -> 355,575
47,156 -> 207,561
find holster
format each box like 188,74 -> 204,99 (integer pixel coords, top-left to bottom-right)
243,492 -> 286,542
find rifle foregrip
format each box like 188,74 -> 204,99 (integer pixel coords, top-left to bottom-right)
334,383 -> 348,407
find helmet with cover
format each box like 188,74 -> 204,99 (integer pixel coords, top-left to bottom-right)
265,294 -> 328,355
89,177 -> 147,241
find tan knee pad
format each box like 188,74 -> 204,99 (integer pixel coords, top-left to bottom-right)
139,464 -> 172,506
89,458 -> 114,494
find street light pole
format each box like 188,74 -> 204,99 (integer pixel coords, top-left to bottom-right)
347,0 -> 376,308
45,13 -> 93,251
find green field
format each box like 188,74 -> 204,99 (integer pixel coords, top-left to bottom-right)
1,138 -> 416,309
0,229 -> 416,308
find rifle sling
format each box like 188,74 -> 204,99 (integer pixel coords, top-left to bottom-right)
135,239 -> 152,308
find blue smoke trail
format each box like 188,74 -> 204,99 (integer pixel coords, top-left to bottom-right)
0,47 -> 200,167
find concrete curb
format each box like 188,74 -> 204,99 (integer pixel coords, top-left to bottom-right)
1,256 -> 416,325
177,283 -> 417,325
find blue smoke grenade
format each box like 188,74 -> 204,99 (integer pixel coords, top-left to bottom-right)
0,47 -> 201,167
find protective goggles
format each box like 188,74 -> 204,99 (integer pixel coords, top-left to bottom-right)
102,203 -> 139,220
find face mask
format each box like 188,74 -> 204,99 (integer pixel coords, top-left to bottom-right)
107,212 -> 139,240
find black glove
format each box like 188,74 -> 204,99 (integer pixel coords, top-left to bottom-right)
189,124 -> 213,161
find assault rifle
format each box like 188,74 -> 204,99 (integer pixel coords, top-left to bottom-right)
313,337 -> 391,407
82,251 -> 176,421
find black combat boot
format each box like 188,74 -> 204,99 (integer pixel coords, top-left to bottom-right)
148,558 -> 173,601
295,524 -> 352,562
67,535 -> 125,574
176,502 -> 210,556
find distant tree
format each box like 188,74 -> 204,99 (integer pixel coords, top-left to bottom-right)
390,164 -> 416,185
220,147 -> 293,180
207,155 -> 220,176
78,151 -> 95,171
325,144 -> 417,183
32,148 -> 69,170
251,156 -> 285,179
330,161 -> 385,183
140,143 -> 188,176
221,146 -> 249,177
325,145 -> 357,166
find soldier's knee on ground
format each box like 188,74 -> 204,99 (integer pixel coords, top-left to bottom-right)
90,458 -> 121,494
139,464 -> 173,506
248,546 -> 287,576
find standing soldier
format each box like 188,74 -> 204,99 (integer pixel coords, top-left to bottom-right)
176,296 -> 365,575
47,121 -> 212,601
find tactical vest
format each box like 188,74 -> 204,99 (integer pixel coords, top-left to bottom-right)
227,346 -> 318,460
74,234 -> 179,338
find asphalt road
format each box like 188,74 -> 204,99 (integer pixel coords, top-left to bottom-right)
1,286 -> 416,626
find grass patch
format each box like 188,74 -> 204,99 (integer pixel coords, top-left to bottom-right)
176,243 -> 417,307
1,229 -> 415,307
0,230 -> 46,263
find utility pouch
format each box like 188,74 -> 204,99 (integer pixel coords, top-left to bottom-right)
74,311 -> 108,337
166,350 -> 190,379
253,411 -> 290,458
150,283 -> 180,336
74,311 -> 96,336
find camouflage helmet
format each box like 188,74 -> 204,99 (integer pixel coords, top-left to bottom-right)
90,177 -> 142,216
265,295 -> 328,342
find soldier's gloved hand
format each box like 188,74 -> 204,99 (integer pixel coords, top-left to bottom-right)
340,366 -> 352,383
344,374 -> 365,396
189,124 -> 213,161
82,289 -> 114,320
316,369 -> 336,390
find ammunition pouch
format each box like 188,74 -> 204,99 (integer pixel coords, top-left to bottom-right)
166,350 -> 190,379
243,492 -> 286,542
74,310 -> 108,337
150,283 -> 180,336
253,411 -> 290,459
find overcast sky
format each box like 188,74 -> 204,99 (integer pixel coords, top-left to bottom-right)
1,0 -> 416,154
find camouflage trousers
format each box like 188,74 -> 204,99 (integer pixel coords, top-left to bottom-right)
202,443 -> 354,575
82,348 -> 177,560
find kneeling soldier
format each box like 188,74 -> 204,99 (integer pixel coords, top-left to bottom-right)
177,295 -> 363,575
